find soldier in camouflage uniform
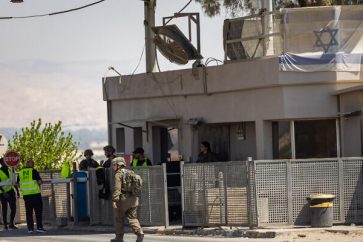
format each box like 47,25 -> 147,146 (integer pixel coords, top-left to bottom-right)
111,157 -> 144,242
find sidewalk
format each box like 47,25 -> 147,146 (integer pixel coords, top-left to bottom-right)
56,222 -> 363,239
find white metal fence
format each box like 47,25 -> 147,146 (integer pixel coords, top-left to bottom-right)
88,165 -> 169,227
0,170 -> 72,226
253,158 -> 363,226
181,161 -> 251,227
3,158 -> 363,228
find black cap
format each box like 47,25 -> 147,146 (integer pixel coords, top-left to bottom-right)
84,149 -> 94,156
133,147 -> 144,154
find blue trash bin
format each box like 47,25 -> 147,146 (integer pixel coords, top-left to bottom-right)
76,171 -> 88,221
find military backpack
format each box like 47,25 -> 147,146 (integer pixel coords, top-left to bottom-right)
121,169 -> 143,196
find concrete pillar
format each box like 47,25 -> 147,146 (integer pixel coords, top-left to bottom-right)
255,120 -> 273,159
180,124 -> 194,162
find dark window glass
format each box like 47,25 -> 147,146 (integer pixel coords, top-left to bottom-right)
272,121 -> 292,159
133,127 -> 143,149
116,128 -> 125,153
294,120 -> 337,159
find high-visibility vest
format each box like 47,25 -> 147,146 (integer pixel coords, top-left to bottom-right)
132,158 -> 148,167
0,167 -> 13,193
19,168 -> 41,196
61,162 -> 72,178
96,166 -> 104,171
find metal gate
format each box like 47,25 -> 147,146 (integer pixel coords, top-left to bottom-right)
181,161 -> 250,227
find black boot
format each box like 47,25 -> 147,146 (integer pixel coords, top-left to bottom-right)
136,233 -> 144,242
110,235 -> 124,242
9,224 -> 18,229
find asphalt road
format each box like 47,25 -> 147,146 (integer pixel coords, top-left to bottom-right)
0,229 -> 272,242
2,228 -> 363,242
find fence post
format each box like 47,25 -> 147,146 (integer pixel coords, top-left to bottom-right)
66,182 -> 71,223
223,167 -> 228,226
286,160 -> 293,225
218,170 -> 225,224
72,162 -> 78,224
247,157 -> 256,229
162,163 -> 169,228
338,158 -> 345,222
202,164 -> 207,227
50,171 -> 57,224
180,161 -> 185,227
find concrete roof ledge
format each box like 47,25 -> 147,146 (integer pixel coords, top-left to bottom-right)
332,84 -> 363,95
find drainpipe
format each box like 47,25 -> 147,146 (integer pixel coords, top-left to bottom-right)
144,0 -> 156,73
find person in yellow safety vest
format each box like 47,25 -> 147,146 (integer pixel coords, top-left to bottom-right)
0,158 -> 20,231
17,159 -> 46,234
132,147 -> 152,167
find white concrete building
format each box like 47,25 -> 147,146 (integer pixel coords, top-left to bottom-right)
103,6 -> 363,164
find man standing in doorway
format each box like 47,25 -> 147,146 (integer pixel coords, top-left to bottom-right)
132,147 -> 152,167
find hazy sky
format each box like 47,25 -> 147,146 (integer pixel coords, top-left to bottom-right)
0,0 -> 225,130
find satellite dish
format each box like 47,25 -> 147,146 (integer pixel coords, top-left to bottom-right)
0,133 -> 8,157
152,25 -> 202,65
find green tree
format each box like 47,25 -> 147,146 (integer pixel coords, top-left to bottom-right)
195,0 -> 358,17
195,0 -> 256,17
8,118 -> 79,170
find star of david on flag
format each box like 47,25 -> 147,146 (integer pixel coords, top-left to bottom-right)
313,27 -> 339,53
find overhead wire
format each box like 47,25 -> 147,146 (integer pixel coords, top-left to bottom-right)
205,57 -> 224,66
0,0 -> 106,20
116,46 -> 145,94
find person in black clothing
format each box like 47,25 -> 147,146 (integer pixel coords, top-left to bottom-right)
196,141 -> 218,163
96,145 -> 116,200
101,145 -> 116,168
79,149 -> 99,171
0,158 -> 19,231
17,159 -> 46,234
132,147 -> 152,167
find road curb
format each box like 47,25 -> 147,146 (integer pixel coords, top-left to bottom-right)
58,225 -> 277,238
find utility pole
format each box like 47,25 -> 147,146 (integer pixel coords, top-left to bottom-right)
144,0 -> 156,73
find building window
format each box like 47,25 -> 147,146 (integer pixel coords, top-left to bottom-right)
294,119 -> 337,159
133,127 -> 143,150
236,122 -> 246,140
116,128 -> 125,153
272,121 -> 292,159
272,119 -> 338,159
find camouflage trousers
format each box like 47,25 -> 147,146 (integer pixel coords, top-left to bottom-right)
113,195 -> 143,237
